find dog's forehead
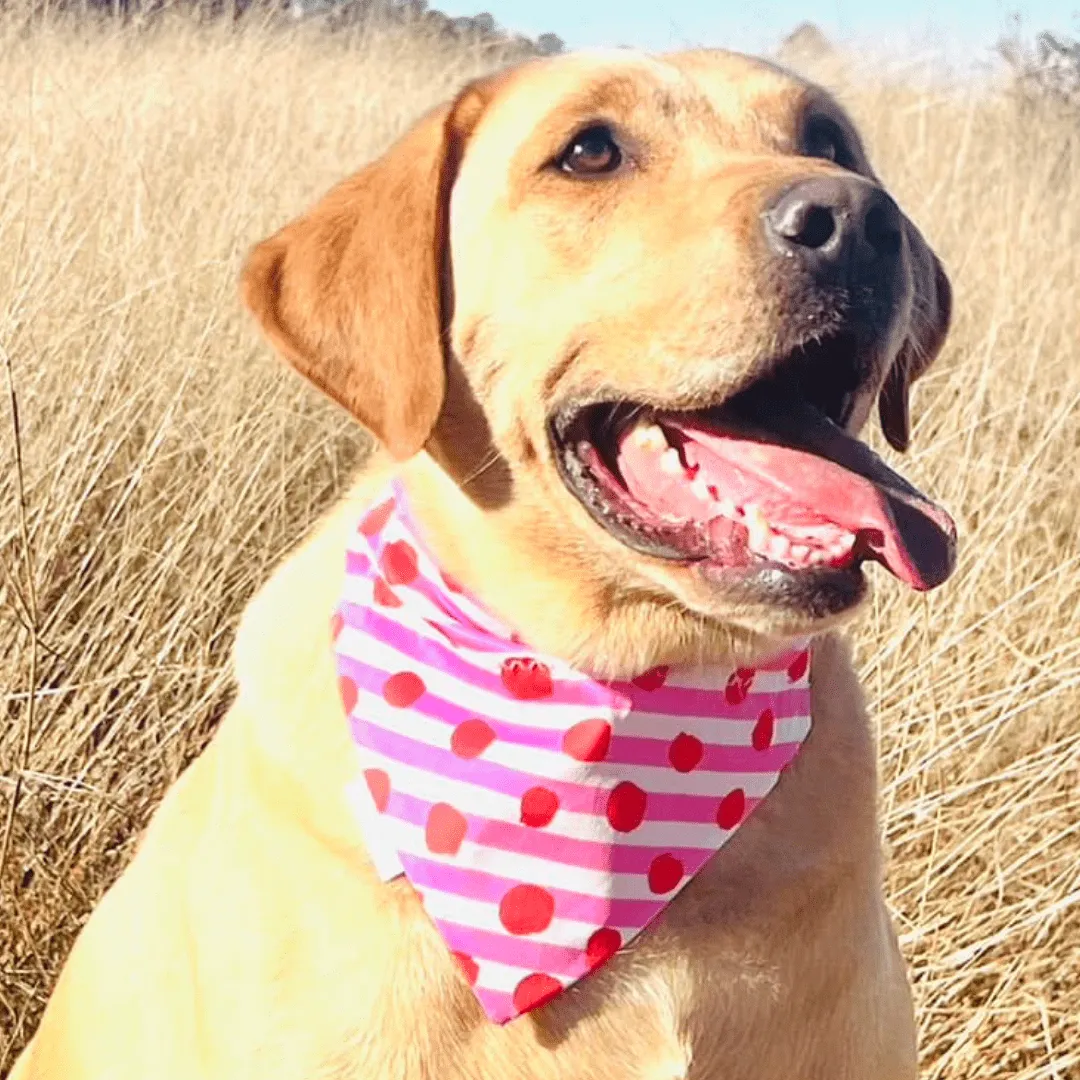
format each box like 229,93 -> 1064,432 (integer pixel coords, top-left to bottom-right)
466,49 -> 814,160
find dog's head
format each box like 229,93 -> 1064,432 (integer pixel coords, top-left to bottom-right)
242,49 -> 955,668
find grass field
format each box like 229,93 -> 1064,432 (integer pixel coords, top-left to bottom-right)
1,9 -> 1078,1076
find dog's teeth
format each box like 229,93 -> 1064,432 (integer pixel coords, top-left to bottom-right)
691,477 -> 713,501
744,505 -> 770,550
767,533 -> 791,561
630,421 -> 665,451
631,424 -> 668,451
809,550 -> 830,565
717,498 -> 737,518
660,447 -> 683,474
831,532 -> 856,555
790,543 -> 810,562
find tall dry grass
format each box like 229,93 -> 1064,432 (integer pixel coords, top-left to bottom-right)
0,11 -> 1077,1078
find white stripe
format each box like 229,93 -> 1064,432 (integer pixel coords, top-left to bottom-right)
580,707 -> 812,745
371,807 -> 733,901
661,664 -> 807,693
414,883 -> 646,947
474,957 -> 566,994
345,777 -> 405,879
356,745 -> 776,847
338,622 -> 625,723
352,690 -> 804,800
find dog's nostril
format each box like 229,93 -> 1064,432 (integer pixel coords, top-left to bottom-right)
864,204 -> 902,258
772,200 -> 837,251
792,205 -> 836,250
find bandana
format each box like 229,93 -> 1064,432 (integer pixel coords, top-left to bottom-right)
333,483 -> 812,1024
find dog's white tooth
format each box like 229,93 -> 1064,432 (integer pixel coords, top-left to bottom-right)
660,447 -> 683,474
632,424 -> 667,451
744,505 -> 770,550
831,532 -> 856,555
691,477 -> 712,501
790,543 -> 810,561
768,534 -> 791,561
717,498 -> 737,518
809,549 -> 830,565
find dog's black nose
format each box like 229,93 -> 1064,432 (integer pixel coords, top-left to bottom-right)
763,176 -> 903,278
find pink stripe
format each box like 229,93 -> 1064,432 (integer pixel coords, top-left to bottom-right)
398,852 -> 665,926
378,787 -> 742,873
339,655 -> 568,754
345,603 -> 625,710
473,986 -> 517,1023
431,917 -> 593,978
345,550 -> 371,576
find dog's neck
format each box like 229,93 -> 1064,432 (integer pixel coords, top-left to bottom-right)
398,452 -> 803,680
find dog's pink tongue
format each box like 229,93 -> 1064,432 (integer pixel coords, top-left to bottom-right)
617,402 -> 957,591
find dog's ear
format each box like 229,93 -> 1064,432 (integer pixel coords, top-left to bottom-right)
240,83 -> 494,460
878,243 -> 952,452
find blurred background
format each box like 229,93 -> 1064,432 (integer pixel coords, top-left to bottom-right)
1,0 -> 1078,1075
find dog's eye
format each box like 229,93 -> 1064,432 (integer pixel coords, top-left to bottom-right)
801,116 -> 857,170
556,126 -> 623,176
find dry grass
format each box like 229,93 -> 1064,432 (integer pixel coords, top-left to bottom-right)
0,12 -> 1077,1077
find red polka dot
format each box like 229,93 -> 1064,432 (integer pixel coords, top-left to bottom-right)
330,612 -> 344,640
450,719 -> 496,759
787,650 -> 809,683
500,657 -> 554,700
716,788 -> 746,830
441,571 -> 464,594
512,972 -> 562,1014
606,781 -> 647,833
585,927 -> 622,969
631,665 -> 669,691
668,732 -> 704,773
381,541 -> 419,586
562,719 -> 612,763
724,667 -> 755,705
383,671 -> 426,708
338,675 -> 358,715
451,951 -> 479,986
647,853 -> 684,894
752,708 -> 774,752
520,787 -> 559,828
499,884 -> 555,935
359,499 -> 395,537
372,577 -> 402,608
364,768 -> 390,812
425,803 -> 468,856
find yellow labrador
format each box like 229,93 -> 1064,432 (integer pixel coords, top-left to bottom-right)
14,47 -> 954,1080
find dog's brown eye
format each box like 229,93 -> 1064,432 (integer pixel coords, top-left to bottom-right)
801,116 -> 857,171
557,126 -> 623,176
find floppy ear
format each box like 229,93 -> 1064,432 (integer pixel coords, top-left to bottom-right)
240,85 -> 491,460
878,245 -> 953,452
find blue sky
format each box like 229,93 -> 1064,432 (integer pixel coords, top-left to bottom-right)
440,1 -> 1078,59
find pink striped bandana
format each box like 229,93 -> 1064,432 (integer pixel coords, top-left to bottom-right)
333,483 -> 813,1024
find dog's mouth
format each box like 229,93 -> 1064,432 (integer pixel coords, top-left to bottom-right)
549,335 -> 957,603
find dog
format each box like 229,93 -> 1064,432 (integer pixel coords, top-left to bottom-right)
13,47 -> 955,1080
